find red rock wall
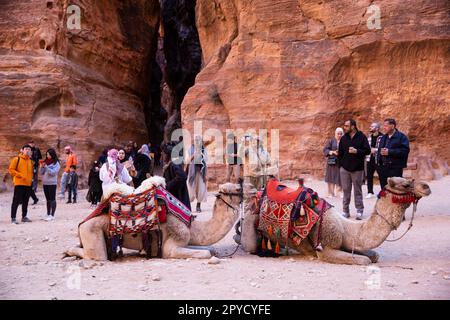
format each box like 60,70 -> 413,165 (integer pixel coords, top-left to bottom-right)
182,0 -> 450,186
0,0 -> 160,186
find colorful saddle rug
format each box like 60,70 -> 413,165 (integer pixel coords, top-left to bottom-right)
256,178 -> 332,246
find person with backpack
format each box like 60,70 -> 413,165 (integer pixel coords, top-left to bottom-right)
40,148 -> 61,221
8,144 -> 34,224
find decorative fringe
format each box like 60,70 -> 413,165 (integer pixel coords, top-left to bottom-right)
261,237 -> 266,250
275,241 -> 280,254
267,239 -> 272,251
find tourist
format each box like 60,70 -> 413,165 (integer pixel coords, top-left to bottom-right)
366,122 -> 384,198
8,144 -> 34,224
87,161 -> 103,207
187,135 -> 209,213
59,145 -> 78,200
66,165 -> 78,204
162,142 -> 191,210
99,149 -> 133,194
377,118 -> 410,189
241,135 -> 273,191
132,144 -> 152,188
119,149 -> 137,177
323,127 -> 343,198
225,133 -> 242,183
338,119 -> 371,220
40,148 -> 61,221
28,140 -> 42,205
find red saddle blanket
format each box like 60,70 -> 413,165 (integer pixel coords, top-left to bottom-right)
256,178 -> 332,246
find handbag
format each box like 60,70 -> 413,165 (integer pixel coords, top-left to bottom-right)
327,156 -> 337,165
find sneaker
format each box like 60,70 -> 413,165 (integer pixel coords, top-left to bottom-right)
365,193 -> 374,199
356,212 -> 363,220
32,198 -> 39,205
342,212 -> 350,218
66,200 -> 72,204
21,217 -> 32,223
50,215 -> 55,221
44,215 -> 53,222
11,219 -> 19,225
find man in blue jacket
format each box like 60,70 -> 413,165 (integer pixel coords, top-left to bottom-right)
377,118 -> 410,189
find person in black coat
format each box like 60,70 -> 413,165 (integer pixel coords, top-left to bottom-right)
132,145 -> 152,188
87,161 -> 103,206
338,119 -> 371,220
162,143 -> 191,211
377,118 -> 410,189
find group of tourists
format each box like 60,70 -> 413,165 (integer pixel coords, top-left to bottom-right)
323,118 -> 410,220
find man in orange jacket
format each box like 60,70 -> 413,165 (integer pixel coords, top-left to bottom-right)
59,145 -> 78,199
8,144 -> 34,224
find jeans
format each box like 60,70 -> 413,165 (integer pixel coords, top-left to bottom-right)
340,167 -> 364,214
379,166 -> 403,189
68,186 -> 77,202
11,185 -> 32,220
60,172 -> 68,196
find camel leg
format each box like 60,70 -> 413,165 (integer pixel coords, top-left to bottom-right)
163,239 -> 212,259
77,218 -> 108,261
352,249 -> 379,263
187,245 -> 216,256
317,247 -> 371,265
64,246 -> 84,259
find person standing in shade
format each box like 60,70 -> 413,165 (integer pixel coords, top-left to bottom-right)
323,127 -> 344,198
338,120 -> 371,220
66,165 -> 78,204
8,144 -> 34,224
366,122 -> 384,198
87,161 -> 103,207
132,144 -> 152,188
377,118 -> 410,189
40,148 -> 60,221
162,142 -> 191,210
187,136 -> 210,213
225,133 -> 242,183
28,140 -> 42,205
59,145 -> 78,199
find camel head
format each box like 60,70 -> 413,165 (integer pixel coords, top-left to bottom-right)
216,182 -> 243,210
386,177 -> 431,198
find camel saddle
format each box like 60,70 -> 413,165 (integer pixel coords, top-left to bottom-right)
256,178 -> 332,247
265,178 -> 305,204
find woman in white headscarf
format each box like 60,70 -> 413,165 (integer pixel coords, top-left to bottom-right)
99,149 -> 133,194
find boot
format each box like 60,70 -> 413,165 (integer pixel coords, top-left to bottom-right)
196,202 -> 201,213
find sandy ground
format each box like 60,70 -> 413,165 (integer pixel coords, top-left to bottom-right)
0,175 -> 449,300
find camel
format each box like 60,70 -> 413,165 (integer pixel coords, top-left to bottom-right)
239,177 -> 431,265
64,178 -> 244,260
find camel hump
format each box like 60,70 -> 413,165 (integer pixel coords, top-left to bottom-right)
265,178 -> 303,204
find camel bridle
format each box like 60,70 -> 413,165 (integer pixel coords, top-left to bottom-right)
374,188 -> 421,242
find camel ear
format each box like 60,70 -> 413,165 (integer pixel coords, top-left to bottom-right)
387,178 -> 396,188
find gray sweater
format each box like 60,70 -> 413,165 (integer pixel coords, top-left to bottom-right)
40,162 -> 61,185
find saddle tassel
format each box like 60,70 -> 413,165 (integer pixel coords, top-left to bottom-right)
267,239 -> 272,251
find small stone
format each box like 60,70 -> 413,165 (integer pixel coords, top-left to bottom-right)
151,274 -> 161,281
79,261 -> 97,269
430,271 -> 438,275
23,260 -> 37,266
51,297 -> 58,300
443,275 -> 450,280
85,291 -> 95,296
42,236 -> 49,242
138,285 -> 149,291
232,288 -> 237,294
24,237 -> 32,243
250,282 -> 257,287
100,277 -> 108,282
48,281 -> 57,287
208,257 -> 221,265
386,281 -> 396,288
411,280 -> 419,284
288,258 -> 295,263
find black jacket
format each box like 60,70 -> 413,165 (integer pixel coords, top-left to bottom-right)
377,130 -> 410,169
338,131 -> 371,172
88,168 -> 102,193
163,162 -> 191,211
132,153 -> 151,188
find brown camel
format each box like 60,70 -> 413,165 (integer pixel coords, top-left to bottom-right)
65,181 -> 243,260
239,177 -> 431,265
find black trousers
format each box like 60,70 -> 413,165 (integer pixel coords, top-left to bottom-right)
11,185 -> 32,219
43,185 -> 57,216
379,166 -> 404,189
366,160 -> 380,194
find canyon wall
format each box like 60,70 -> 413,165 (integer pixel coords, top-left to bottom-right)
182,0 -> 450,187
0,0 -> 160,187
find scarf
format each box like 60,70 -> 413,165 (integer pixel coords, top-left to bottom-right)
107,149 -> 124,180
139,144 -> 151,159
